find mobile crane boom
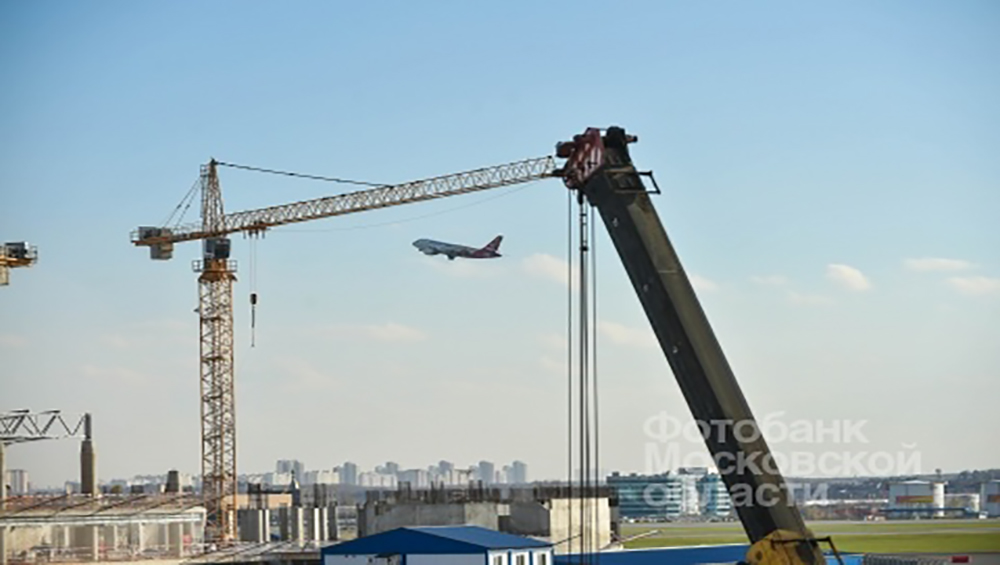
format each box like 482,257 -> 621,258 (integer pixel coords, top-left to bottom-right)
557,127 -> 827,565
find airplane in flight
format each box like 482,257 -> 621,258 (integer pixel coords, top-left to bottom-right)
413,235 -> 503,260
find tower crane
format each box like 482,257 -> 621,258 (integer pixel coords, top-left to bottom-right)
132,128 -> 832,564
0,242 -> 38,286
131,157 -> 558,543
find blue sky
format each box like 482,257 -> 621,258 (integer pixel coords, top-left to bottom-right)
2,1 -> 998,488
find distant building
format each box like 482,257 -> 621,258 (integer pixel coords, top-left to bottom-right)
677,470 -> 702,515
478,461 -> 496,485
607,472 -> 682,519
886,480 -> 945,519
982,481 -> 1000,517
341,462 -> 359,486
698,473 -> 732,518
304,469 -> 341,485
6,469 -> 29,495
359,472 -> 397,488
276,459 -> 305,480
511,461 -> 528,484
399,469 -> 430,489
376,462 -> 401,476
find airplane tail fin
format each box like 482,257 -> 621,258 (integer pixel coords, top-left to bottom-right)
483,235 -> 503,253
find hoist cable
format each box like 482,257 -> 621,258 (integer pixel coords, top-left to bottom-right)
214,161 -> 386,187
590,205 -> 601,563
249,237 -> 258,348
565,187 -> 574,557
160,178 -> 200,228
579,199 -> 585,556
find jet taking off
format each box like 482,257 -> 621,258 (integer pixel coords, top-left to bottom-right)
413,235 -> 503,260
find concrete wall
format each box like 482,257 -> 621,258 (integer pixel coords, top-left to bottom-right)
546,498 -> 611,555
507,501 -> 550,537
359,502 -> 500,536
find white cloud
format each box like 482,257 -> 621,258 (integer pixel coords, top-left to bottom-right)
787,292 -> 833,306
323,322 -> 427,342
689,274 -> 719,293
522,253 -> 575,288
826,264 -> 871,291
904,258 -> 974,272
537,333 -> 568,351
597,320 -> 657,348
0,333 -> 28,348
947,276 -> 1000,297
750,275 -> 789,286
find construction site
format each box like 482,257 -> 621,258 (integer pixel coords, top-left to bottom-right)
2,124 -> 907,565
3,3 -> 997,565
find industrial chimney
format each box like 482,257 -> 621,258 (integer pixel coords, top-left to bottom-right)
80,414 -> 97,496
166,470 -> 181,494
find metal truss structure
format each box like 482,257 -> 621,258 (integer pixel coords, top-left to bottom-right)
133,156 -> 557,246
193,163 -> 238,544
0,411 -> 86,445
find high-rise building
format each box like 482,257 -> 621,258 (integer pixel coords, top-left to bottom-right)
478,461 -> 495,485
275,459 -> 305,480
500,465 -> 512,484
304,469 -> 341,485
6,470 -> 29,495
438,460 -> 454,475
511,461 -> 528,484
399,469 -> 430,489
358,472 -> 397,488
341,462 -> 359,486
376,462 -> 400,476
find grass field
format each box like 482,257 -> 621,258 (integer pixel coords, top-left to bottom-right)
621,519 -> 1000,553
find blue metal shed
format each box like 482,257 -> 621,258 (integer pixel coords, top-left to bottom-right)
322,526 -> 554,565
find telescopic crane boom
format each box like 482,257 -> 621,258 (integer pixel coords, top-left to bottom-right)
557,127 -> 829,565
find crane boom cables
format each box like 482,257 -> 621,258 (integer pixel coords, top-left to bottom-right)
135,156 -> 557,245
568,194 -> 602,563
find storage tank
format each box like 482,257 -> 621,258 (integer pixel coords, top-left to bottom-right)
932,481 -> 946,518
982,481 -> 1000,517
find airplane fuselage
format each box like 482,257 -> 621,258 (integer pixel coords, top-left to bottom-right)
412,236 -> 502,260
